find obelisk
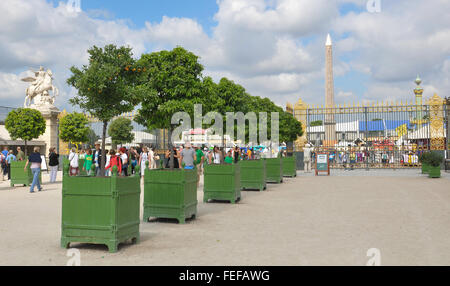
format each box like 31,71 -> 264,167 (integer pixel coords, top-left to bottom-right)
324,33 -> 337,146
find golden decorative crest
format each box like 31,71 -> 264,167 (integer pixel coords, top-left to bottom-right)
427,94 -> 445,150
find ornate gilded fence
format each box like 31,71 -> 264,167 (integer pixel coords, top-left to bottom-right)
288,94 -> 448,169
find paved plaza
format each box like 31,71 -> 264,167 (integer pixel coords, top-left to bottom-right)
0,170 -> 449,266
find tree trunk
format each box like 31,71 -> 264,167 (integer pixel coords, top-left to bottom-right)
221,132 -> 225,163
24,140 -> 28,157
168,129 -> 174,170
100,121 -> 108,176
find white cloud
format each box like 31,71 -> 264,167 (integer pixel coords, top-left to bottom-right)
0,0 -> 449,112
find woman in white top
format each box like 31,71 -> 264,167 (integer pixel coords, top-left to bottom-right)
105,149 -> 111,176
208,146 -> 221,164
148,147 -> 155,169
68,148 -> 79,176
139,146 -> 150,176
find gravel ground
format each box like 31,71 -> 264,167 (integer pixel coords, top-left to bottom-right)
0,169 -> 449,266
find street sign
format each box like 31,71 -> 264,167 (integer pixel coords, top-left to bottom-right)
315,153 -> 330,176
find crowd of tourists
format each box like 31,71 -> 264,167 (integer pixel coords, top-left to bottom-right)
0,146 -> 30,181
67,144 -> 160,177
2,142 -> 283,194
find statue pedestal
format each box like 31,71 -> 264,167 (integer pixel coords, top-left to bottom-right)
33,104 -> 60,154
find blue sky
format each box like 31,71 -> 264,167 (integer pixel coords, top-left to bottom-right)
1,0 -> 448,110
65,0 -> 219,34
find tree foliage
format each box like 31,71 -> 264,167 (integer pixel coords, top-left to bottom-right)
108,117 -> 135,146
134,46 -> 204,131
67,44 -> 139,122
67,44 -> 140,173
5,108 -> 46,155
59,112 -> 90,144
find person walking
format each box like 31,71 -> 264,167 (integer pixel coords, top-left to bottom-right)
0,152 -> 7,181
6,150 -> 16,181
119,147 -> 129,176
233,146 -> 240,163
139,146 -> 150,177
68,148 -> 79,176
208,146 -> 222,164
79,149 -> 86,160
48,147 -> 59,183
224,150 -> 233,164
148,147 -> 155,169
150,147 -> 158,169
93,143 -> 102,176
16,147 -> 25,161
82,149 -> 94,176
104,149 -> 111,176
165,147 -> 180,169
24,147 -> 43,193
129,147 -> 138,174
303,143 -> 312,173
194,145 -> 204,186
180,142 -> 196,170
2,146 -> 9,158
105,150 -> 122,175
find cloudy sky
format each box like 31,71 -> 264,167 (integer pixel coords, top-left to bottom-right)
0,0 -> 449,112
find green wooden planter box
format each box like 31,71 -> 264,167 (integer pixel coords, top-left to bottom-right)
204,164 -> 241,204
143,168 -> 198,224
421,163 -> 429,174
61,165 -> 141,253
428,166 -> 441,178
282,156 -> 297,177
240,160 -> 266,192
265,158 -> 283,184
10,161 -> 42,187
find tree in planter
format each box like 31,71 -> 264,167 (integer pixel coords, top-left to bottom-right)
108,117 -> 135,149
67,44 -> 140,175
134,47 -> 204,169
5,108 -> 46,156
58,112 -> 90,148
428,151 -> 444,178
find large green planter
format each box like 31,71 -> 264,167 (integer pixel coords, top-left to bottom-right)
282,156 -> 297,177
61,165 -> 141,253
240,160 -> 266,192
428,166 -> 441,178
421,163 -> 430,174
204,164 -> 241,204
143,168 -> 198,224
265,157 -> 283,184
10,161 -> 42,187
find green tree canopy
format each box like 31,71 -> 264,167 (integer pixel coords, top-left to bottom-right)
58,112 -> 90,145
279,111 -> 303,143
67,44 -> 140,173
134,46 -> 204,132
134,46 -> 205,169
108,117 -> 135,147
5,108 -> 46,155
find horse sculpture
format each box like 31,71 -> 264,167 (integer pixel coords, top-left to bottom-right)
22,67 -> 59,107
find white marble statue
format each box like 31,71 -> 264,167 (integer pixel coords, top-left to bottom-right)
303,143 -> 313,173
21,66 -> 59,108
